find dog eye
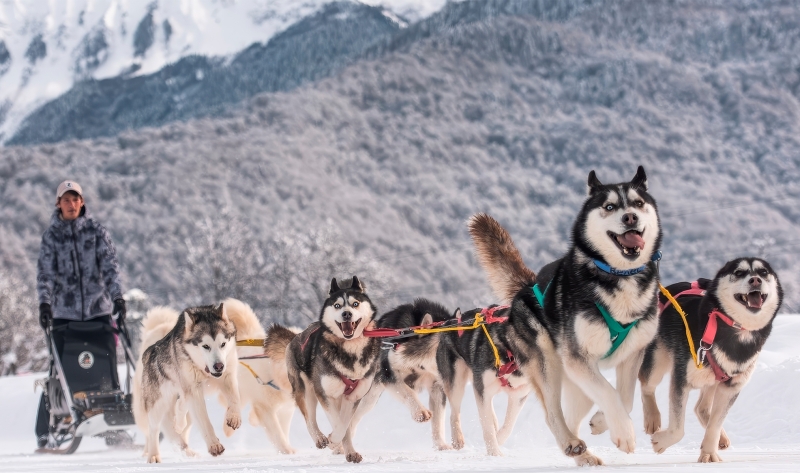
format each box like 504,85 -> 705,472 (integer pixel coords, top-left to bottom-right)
352,301 -> 359,307
604,204 -> 615,211
734,270 -> 747,278
635,200 -> 644,208
334,303 -> 341,309
202,344 -> 210,350
220,342 -> 226,348
757,269 -> 768,277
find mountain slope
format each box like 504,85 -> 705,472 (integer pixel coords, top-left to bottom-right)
7,2 -> 405,145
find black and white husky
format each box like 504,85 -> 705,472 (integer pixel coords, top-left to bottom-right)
640,258 -> 783,462
349,299 -> 455,450
285,276 -> 381,463
469,166 -> 662,465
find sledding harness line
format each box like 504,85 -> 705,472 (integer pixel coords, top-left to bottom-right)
234,339 -> 281,390
363,306 -> 518,387
658,282 -> 747,382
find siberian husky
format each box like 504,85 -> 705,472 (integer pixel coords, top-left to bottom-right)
133,303 -> 241,463
285,276 -> 381,463
469,166 -> 662,464
639,258 -> 782,462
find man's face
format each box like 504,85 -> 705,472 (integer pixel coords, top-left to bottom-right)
57,192 -> 83,220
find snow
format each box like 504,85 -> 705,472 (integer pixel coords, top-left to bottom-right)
1,315 -> 799,471
0,0 -> 443,142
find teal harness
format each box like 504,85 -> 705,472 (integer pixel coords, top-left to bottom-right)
532,282 -> 637,359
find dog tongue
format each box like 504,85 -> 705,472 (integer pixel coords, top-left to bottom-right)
747,291 -> 763,309
341,321 -> 355,335
617,231 -> 645,250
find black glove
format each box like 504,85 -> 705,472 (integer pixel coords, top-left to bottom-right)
113,299 -> 126,322
39,303 -> 52,329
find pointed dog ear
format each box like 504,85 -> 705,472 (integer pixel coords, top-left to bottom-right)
587,170 -> 603,195
631,165 -> 647,191
183,310 -> 195,337
453,308 -> 462,319
216,302 -> 229,322
329,278 -> 340,295
351,276 -> 365,292
421,313 -> 434,327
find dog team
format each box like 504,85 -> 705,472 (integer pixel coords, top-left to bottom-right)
132,166 -> 783,465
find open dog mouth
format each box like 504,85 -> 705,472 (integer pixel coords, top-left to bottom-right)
735,291 -> 767,311
204,367 -> 223,378
608,230 -> 645,258
336,319 -> 362,339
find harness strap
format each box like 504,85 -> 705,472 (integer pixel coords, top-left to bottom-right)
300,326 -> 320,352
658,281 -> 705,313
497,349 -> 518,387
339,373 -> 360,395
239,361 -> 280,390
593,250 -> 662,277
659,283 -> 702,369
236,339 -> 266,347
596,303 -> 638,358
705,352 -> 731,383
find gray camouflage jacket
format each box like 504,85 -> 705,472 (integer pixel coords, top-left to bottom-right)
37,207 -> 123,321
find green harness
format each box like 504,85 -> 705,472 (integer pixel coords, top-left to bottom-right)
531,283 -> 637,359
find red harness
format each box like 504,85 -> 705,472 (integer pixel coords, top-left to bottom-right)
661,282 -> 746,382
300,326 -> 361,395
457,306 -> 517,387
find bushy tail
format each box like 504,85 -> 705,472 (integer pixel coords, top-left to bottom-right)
264,324 -> 299,361
468,213 -> 536,303
138,306 -> 180,355
222,298 -> 266,341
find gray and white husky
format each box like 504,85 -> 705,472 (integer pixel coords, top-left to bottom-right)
639,257 -> 782,462
285,276 -> 381,463
133,303 -> 241,463
469,166 -> 662,465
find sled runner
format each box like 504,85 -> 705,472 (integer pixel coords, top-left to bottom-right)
35,313 -> 137,454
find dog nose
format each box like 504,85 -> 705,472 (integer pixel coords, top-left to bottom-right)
749,277 -> 762,288
622,213 -> 638,227
213,362 -> 224,373
342,311 -> 352,321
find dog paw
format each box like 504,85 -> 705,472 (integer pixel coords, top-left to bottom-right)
452,431 -> 465,450
413,409 -> 432,423
611,420 -> 636,454
574,451 -> 604,466
563,438 -> 587,457
208,441 -> 225,457
279,446 -> 297,455
328,438 -> 345,455
346,452 -> 363,463
589,411 -> 608,435
225,411 -> 242,431
651,430 -> 680,454
434,441 -> 453,451
698,451 -> 723,463
146,454 -> 161,463
314,433 -> 329,449
486,445 -> 504,456
719,429 -> 731,450
183,447 -> 199,458
643,413 -> 661,435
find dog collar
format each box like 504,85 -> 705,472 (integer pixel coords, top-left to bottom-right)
593,251 -> 662,277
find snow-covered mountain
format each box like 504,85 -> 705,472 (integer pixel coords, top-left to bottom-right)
0,0 -> 446,143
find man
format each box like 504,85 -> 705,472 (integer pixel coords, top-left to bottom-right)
37,180 -> 125,326
35,180 -> 126,447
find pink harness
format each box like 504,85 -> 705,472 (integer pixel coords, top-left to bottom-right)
661,282 -> 745,382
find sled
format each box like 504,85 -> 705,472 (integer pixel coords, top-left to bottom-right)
35,315 -> 137,454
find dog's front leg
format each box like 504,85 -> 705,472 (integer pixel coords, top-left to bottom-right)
497,390 -> 529,445
329,396 -> 360,445
650,370 -> 691,454
219,373 -> 242,437
346,382 -> 383,442
698,383 -> 742,462
694,384 -> 730,450
187,387 -> 225,457
564,356 -> 635,454
474,372 -> 503,456
589,350 -> 644,435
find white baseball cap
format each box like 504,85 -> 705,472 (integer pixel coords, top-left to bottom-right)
56,180 -> 83,199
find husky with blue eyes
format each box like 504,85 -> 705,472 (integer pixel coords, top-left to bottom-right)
637,257 -> 782,463
285,276 -> 381,463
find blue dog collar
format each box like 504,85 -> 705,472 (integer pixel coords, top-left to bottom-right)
593,251 -> 662,277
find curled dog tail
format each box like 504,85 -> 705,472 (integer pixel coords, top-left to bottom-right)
222,297 -> 266,341
138,306 -> 180,355
468,213 -> 536,303
264,324 -> 299,361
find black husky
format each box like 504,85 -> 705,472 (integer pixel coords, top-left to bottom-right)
469,166 -> 663,465
640,258 -> 782,463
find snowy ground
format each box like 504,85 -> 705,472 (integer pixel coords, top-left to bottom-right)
2,315 -> 800,472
